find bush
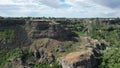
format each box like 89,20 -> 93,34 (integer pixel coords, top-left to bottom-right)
0,29 -> 14,43
0,48 -> 22,67
33,62 -> 62,68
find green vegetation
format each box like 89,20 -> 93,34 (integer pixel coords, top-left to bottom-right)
72,21 -> 120,68
0,48 -> 62,68
98,46 -> 120,68
65,41 -> 81,53
0,48 -> 34,68
33,62 -> 62,68
65,44 -> 74,53
0,29 -> 14,43
0,48 -> 22,67
0,18 -> 120,68
96,30 -> 120,68
73,31 -> 86,36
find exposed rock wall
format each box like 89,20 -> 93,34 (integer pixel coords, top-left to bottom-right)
26,20 -> 77,40
0,19 -> 77,50
0,26 -> 30,50
0,19 -> 25,26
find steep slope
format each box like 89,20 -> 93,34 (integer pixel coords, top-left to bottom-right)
58,37 -> 107,68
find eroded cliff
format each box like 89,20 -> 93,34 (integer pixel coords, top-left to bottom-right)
0,18 -> 113,68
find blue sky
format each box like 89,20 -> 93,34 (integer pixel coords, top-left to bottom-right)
0,0 -> 120,18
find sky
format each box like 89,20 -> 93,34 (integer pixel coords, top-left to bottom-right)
0,0 -> 120,18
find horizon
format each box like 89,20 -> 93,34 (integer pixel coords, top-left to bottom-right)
0,16 -> 119,19
0,0 -> 120,18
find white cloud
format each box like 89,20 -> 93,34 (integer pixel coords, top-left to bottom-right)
0,0 -> 120,17
39,0 -> 62,8
92,0 -> 120,9
0,0 -> 13,5
64,0 -> 120,17
0,0 -> 38,5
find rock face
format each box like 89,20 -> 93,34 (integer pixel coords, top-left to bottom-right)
0,19 -> 30,50
0,26 -> 30,50
26,20 -> 76,40
29,38 -> 74,64
0,19 -> 76,50
0,19 -> 25,26
59,51 -> 96,68
58,37 -> 107,68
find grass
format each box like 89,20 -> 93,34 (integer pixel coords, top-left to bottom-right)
0,48 -> 22,67
33,62 -> 62,68
65,41 -> 81,53
0,48 -> 33,68
73,31 -> 86,36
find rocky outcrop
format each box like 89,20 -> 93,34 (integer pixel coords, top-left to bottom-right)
58,51 -> 96,68
58,37 -> 107,68
29,38 -> 74,64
